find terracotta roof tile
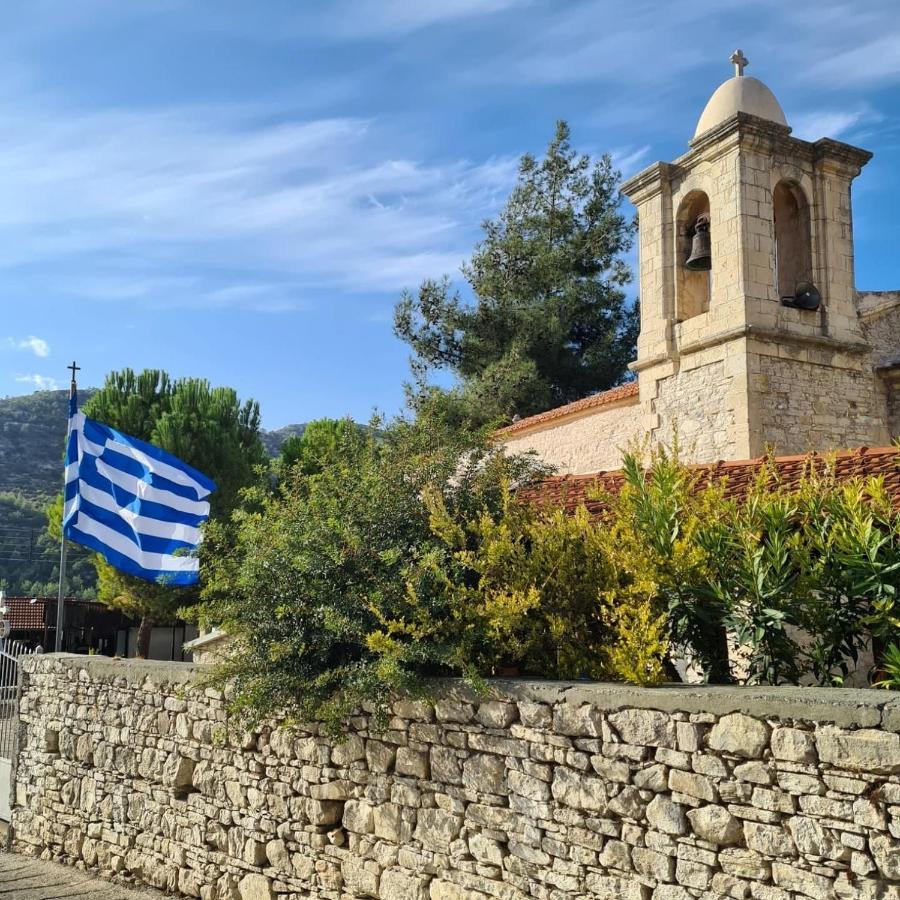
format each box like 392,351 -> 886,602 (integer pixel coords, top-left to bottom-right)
496,382 -> 639,436
520,446 -> 900,516
1,597 -> 104,631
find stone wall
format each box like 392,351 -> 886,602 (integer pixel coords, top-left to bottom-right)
12,655 -> 900,900
501,397 -> 640,475
651,355 -> 741,463
748,348 -> 888,455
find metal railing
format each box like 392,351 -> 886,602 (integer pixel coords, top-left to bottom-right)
0,637 -> 40,759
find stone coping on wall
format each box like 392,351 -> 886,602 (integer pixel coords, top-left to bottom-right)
28,652 -> 900,730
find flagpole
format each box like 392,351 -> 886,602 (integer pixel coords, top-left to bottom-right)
55,360 -> 79,652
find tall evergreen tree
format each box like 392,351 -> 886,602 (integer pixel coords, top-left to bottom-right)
395,121 -> 638,426
75,369 -> 266,657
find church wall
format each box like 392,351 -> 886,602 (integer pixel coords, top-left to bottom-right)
859,292 -> 900,367
501,398 -> 640,475
648,348 -> 745,463
747,344 -> 886,455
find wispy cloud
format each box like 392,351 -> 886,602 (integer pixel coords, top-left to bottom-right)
790,108 -> 879,142
14,373 -> 57,390
6,336 -> 50,357
0,98 -> 521,309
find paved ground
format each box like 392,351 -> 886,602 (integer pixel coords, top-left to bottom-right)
0,846 -> 173,899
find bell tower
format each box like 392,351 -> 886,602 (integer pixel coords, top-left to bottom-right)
622,51 -> 881,461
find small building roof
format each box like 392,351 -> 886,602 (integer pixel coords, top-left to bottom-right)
520,446 -> 900,517
496,382 -> 639,437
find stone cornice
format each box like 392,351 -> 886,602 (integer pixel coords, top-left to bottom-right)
620,161 -> 677,204
813,137 -> 873,177
631,323 -> 869,372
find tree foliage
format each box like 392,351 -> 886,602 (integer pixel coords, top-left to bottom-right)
192,413 -> 551,731
278,418 -> 362,477
394,121 -> 638,427
194,428 -> 900,731
79,369 -> 266,656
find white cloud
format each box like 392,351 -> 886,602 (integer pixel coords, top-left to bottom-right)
6,335 -> 50,357
611,145 -> 652,179
330,0 -> 531,35
0,98 -> 522,308
790,108 -> 877,142
14,373 -> 57,390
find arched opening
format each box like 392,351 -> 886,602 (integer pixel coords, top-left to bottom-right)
675,191 -> 711,321
773,180 -> 812,300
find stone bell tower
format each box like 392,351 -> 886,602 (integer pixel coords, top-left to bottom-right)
621,51 -> 883,461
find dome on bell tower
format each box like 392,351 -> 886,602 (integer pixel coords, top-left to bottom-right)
694,50 -> 788,139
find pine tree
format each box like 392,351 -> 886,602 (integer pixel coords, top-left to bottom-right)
395,121 -> 638,426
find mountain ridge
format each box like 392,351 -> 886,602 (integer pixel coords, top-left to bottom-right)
0,389 -> 306,498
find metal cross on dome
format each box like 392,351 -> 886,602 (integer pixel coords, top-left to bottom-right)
730,49 -> 749,77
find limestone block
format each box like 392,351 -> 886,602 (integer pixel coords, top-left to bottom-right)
607,786 -> 645,820
341,856 -> 381,897
632,846 -> 674,881
686,806 -> 743,845
508,769 -> 550,802
517,701 -> 552,729
816,726 -> 900,775
469,832 -> 505,866
551,766 -> 607,813
869,834 -> 900,879
434,700 -> 475,723
429,879 -> 490,900
264,839 -> 290,871
343,799 -> 375,835
476,701 -> 518,729
361,740 -> 395,776
718,848 -> 771,881
430,747 -> 462,784
771,861 -> 834,898
306,799 -> 344,825
381,868 -> 431,900
331,735 -> 365,766
608,708 -> 676,748
395,747 -> 430,779
553,703 -> 604,737
647,794 -> 688,836
744,821 -> 796,857
771,726 -> 816,763
584,873 -> 649,899
414,808 -> 463,851
462,753 -> 506,795
707,713 -> 770,758
237,873 -> 274,900
668,768 -> 717,803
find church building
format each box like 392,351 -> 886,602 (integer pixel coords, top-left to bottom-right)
500,52 -> 900,479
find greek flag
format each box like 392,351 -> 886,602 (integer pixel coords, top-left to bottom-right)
62,394 -> 216,586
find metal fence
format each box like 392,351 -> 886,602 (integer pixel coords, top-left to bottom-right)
0,637 -> 39,759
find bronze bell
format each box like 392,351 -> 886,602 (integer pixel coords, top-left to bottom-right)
685,213 -> 712,271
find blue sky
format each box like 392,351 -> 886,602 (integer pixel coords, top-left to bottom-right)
1,0 -> 899,428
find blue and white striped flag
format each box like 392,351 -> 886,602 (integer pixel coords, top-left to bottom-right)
62,394 -> 216,586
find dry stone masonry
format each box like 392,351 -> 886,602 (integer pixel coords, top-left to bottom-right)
11,655 -> 900,900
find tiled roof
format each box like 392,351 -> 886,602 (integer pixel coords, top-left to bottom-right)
1,597 -> 99,631
496,382 -> 639,436
3,597 -> 46,630
520,446 -> 900,516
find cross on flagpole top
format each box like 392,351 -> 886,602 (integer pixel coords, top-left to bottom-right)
67,360 -> 80,398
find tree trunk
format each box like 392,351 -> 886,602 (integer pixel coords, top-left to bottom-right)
136,615 -> 154,659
